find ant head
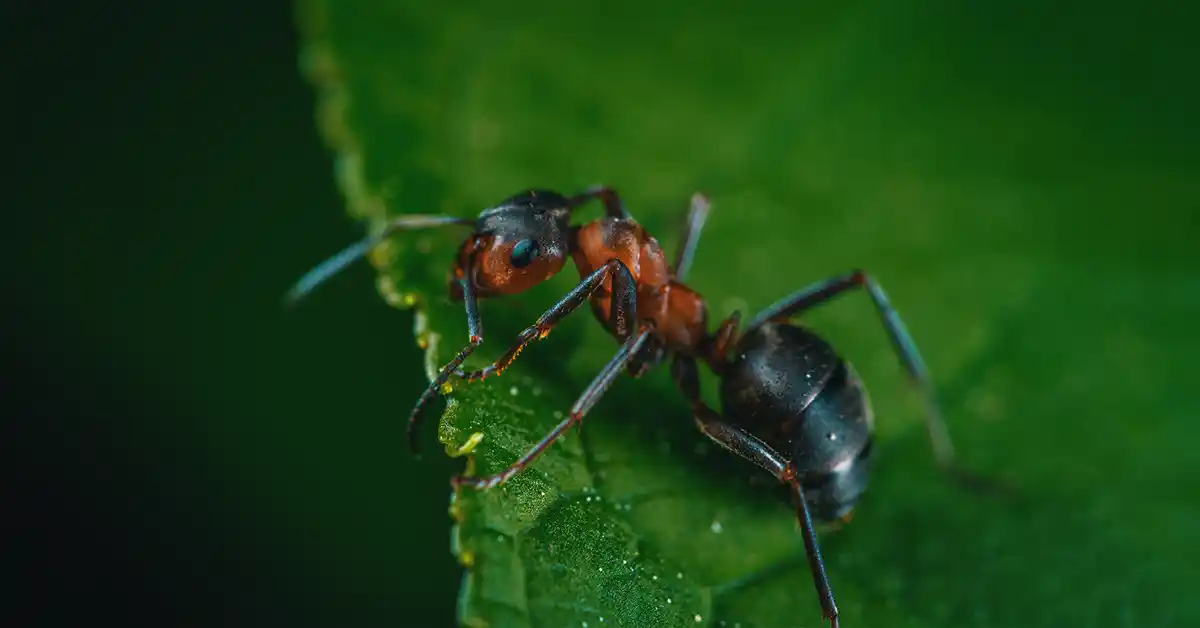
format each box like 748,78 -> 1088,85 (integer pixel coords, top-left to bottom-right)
455,189 -> 573,297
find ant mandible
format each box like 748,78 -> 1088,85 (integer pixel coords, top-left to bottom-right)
288,186 -> 966,628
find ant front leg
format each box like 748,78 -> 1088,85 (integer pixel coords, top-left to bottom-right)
567,185 -> 631,220
671,356 -> 840,628
406,275 -> 486,454
411,259 -> 635,453
453,325 -> 654,490
452,257 -> 638,383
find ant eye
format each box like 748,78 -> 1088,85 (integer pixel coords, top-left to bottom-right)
510,239 -> 539,268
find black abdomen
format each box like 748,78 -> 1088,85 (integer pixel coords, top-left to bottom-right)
720,322 -> 875,520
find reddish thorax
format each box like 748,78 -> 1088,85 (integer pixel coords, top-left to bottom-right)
569,218 -> 712,358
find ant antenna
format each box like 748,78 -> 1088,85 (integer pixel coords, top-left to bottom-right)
284,214 -> 473,308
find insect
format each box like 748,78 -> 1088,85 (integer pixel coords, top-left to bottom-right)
288,187 -> 969,628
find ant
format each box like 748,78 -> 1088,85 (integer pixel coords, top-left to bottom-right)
288,186 -> 975,628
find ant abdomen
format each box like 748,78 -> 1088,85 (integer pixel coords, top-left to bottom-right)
720,322 -> 875,520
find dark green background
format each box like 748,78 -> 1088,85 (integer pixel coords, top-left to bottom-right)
8,3 -> 458,626
6,1 -> 1197,627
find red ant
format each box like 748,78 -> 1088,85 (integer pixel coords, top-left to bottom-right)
288,187 -> 971,628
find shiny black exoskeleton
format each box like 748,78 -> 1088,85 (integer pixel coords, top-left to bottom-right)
720,322 -> 874,522
669,268 -> 961,628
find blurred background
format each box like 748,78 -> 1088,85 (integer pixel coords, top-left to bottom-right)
7,2 -> 460,626
5,1 -> 1197,627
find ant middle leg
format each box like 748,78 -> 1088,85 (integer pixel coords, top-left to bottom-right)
671,355 -> 840,628
672,192 -> 711,282
744,270 -> 957,471
452,325 -> 654,490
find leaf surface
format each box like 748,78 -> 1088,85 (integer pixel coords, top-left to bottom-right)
297,2 -> 1200,626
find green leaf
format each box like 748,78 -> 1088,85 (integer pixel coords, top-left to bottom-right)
296,2 -> 1199,627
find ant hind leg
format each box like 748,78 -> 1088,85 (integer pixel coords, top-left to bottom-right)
744,270 -> 955,469
743,271 -> 1014,497
671,355 -> 840,628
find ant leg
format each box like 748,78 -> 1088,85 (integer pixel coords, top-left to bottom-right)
284,214 -> 473,308
701,311 -> 741,374
671,355 -> 788,476
671,355 -> 840,628
745,270 -> 956,470
412,259 -> 635,454
406,276 -> 485,454
567,185 -> 630,220
451,257 -> 638,382
452,326 -> 654,490
791,480 -> 841,628
672,192 -> 711,281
